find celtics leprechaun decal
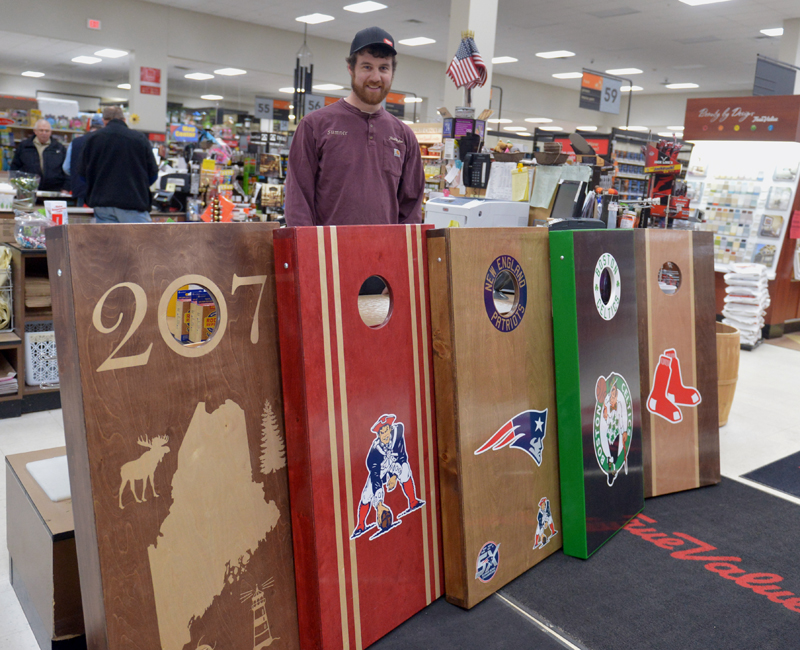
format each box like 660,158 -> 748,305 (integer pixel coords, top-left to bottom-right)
593,373 -> 634,487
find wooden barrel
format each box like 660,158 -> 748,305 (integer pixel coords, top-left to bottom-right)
716,322 -> 740,427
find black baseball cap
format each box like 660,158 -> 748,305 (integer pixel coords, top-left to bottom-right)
350,26 -> 397,56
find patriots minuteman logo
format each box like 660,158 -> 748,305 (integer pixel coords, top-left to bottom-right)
593,373 -> 633,486
474,409 -> 548,466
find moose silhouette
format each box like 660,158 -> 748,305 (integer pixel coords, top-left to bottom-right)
118,435 -> 170,509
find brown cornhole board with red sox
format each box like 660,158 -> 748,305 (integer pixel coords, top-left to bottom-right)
634,230 -> 720,498
46,223 -> 300,650
273,225 -> 443,649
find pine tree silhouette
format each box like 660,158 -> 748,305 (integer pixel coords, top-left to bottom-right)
260,399 -> 286,476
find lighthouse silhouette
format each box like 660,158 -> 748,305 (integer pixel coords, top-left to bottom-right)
251,584 -> 277,648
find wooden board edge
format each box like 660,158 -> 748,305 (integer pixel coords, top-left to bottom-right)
692,232 -> 721,486
45,225 -> 109,650
273,231 -> 323,650
426,233 -> 468,605
633,231 -> 655,498
548,231 -> 589,560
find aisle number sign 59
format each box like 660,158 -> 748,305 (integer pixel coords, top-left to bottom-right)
580,71 -> 623,115
92,273 -> 267,372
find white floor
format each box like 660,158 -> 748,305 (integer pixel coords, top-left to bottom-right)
0,344 -> 798,649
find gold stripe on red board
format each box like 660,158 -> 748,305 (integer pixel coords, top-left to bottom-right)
317,227 -> 350,650
330,227 -> 363,650
406,225 -> 432,604
414,225 -> 441,598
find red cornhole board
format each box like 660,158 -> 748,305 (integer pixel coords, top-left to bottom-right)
274,224 -> 443,649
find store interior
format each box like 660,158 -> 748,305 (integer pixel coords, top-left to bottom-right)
1,0 -> 800,649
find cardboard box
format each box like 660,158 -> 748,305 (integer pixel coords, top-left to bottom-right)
188,300 -> 216,343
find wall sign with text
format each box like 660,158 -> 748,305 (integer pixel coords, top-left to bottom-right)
579,70 -> 622,115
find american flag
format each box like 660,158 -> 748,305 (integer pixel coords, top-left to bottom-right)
446,36 -> 487,90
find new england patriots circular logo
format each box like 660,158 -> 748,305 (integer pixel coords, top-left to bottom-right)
475,541 -> 500,583
484,256 -> 527,332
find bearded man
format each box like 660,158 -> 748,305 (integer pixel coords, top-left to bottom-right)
284,26 -> 424,226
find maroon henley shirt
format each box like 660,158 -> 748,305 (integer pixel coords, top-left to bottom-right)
284,99 -> 424,226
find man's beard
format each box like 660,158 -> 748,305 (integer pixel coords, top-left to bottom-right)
351,76 -> 390,106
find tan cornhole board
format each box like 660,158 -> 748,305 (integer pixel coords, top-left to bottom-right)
428,227 -> 561,609
634,230 -> 720,498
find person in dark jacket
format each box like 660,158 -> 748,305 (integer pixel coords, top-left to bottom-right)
63,114 -> 104,207
75,105 -> 158,223
10,119 -> 69,191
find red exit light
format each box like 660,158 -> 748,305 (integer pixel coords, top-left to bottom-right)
87,19 -> 101,30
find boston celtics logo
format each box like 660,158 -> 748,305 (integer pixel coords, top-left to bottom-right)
593,253 -> 621,320
593,373 -> 633,487
483,255 -> 527,332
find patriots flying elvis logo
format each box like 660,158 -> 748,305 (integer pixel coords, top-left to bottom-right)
474,409 -> 548,466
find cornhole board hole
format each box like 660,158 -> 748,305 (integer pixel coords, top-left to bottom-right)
6,447 -> 85,650
46,223 -> 300,650
549,229 -> 644,559
274,224 -> 443,649
427,228 -> 562,609
634,230 -> 720,498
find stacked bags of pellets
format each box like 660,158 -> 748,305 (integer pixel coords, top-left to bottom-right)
722,263 -> 769,347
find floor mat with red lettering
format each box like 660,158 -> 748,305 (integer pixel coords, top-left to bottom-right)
500,478 -> 800,649
743,451 -> 800,500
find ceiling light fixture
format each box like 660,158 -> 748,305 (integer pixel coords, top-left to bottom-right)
94,48 -> 128,58
665,82 -> 699,89
185,72 -> 214,80
201,94 -> 223,101
667,125 -> 685,130
679,0 -> 732,5
398,37 -> 436,46
72,56 -> 102,64
760,27 -> 784,37
279,87 -> 295,93
621,85 -> 643,92
288,114 -> 297,120
487,118 -> 512,124
620,126 -> 649,132
214,68 -> 247,76
313,83 -> 344,91
403,97 -> 423,103
402,120 -> 415,125
658,132 -> 682,137
503,126 -> 527,131
535,50 -> 575,59
296,13 -> 334,24
538,126 -> 564,131
21,71 -> 45,78
117,83 -> 131,89
576,126 -> 598,131
344,1 -> 387,12
492,56 -> 518,64
525,117 -> 553,123
605,67 -> 643,75
552,72 -> 583,79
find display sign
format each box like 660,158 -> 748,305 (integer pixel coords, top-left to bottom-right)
428,228 -> 561,609
254,97 -> 274,120
555,136 -> 610,156
580,70 -> 622,115
140,67 -> 161,84
385,92 -> 405,119
273,99 -> 290,122
303,94 -> 324,115
140,85 -> 161,96
87,18 -> 101,30
169,124 -> 198,142
684,95 -> 800,142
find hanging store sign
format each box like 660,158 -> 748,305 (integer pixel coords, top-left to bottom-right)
384,92 -> 406,119
140,67 -> 162,97
170,124 -> 198,142
683,96 -> 800,142
254,97 -> 274,120
579,70 -> 622,115
303,94 -> 324,115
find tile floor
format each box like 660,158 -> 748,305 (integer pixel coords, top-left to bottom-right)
0,343 -> 798,649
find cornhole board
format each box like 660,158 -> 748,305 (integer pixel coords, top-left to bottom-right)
274,224 -> 443,649
549,229 -> 644,559
634,230 -> 720,498
6,446 -> 84,650
427,228 -> 561,609
46,223 -> 300,650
